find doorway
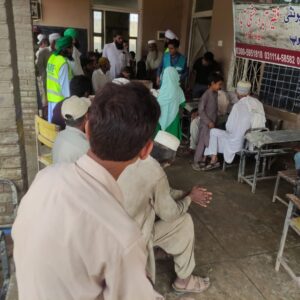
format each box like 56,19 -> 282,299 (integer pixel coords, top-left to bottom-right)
189,17 -> 212,68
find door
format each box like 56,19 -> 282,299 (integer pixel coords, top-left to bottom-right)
189,17 -> 212,69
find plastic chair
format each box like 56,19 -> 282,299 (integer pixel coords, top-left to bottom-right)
35,115 -> 59,170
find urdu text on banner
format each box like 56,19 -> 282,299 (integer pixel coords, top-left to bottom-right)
233,0 -> 300,68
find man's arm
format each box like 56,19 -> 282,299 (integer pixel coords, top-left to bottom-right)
58,63 -> 71,98
154,175 -> 191,222
199,93 -> 213,126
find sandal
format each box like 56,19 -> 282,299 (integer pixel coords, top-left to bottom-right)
172,275 -> 210,294
201,161 -> 220,171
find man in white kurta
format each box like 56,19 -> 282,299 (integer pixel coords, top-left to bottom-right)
92,57 -> 111,93
102,33 -> 130,79
204,81 -> 266,164
118,131 -> 212,294
12,82 -> 163,300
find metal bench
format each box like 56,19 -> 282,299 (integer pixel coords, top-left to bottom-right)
275,194 -> 300,287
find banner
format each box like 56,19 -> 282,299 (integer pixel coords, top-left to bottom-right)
234,0 -> 300,68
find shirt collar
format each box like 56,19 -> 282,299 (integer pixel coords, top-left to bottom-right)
76,154 -> 124,204
65,126 -> 87,138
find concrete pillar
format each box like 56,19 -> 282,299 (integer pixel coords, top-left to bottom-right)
0,0 -> 38,222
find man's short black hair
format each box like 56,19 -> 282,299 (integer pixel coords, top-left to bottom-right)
70,75 -> 92,97
113,31 -> 123,37
89,82 -> 161,161
167,39 -> 180,48
203,51 -> 214,63
208,72 -> 224,84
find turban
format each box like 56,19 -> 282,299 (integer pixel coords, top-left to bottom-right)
37,34 -> 46,45
165,29 -> 178,40
64,28 -> 78,39
112,78 -> 130,85
236,81 -> 251,95
154,130 -> 180,152
49,33 -> 60,44
54,36 -> 73,55
148,40 -> 156,45
98,57 -> 109,67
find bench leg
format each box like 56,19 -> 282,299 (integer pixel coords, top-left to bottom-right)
272,175 -> 280,203
275,201 -> 294,271
252,150 -> 261,193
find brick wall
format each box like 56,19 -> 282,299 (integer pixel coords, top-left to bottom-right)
0,0 -> 38,223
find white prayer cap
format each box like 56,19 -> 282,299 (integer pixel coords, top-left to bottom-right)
49,33 -> 61,44
112,78 -> 130,85
37,34 -> 46,45
148,40 -> 156,45
165,29 -> 178,40
61,96 -> 91,121
154,131 -> 180,152
236,81 -> 251,95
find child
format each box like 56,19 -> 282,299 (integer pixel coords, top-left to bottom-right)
192,72 -> 224,171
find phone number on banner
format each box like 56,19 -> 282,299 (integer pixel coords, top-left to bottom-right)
236,46 -> 300,67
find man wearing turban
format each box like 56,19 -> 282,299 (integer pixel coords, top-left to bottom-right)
46,36 -> 73,122
201,81 -> 266,170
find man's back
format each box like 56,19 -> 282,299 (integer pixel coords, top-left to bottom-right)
52,126 -> 89,163
13,155 -> 156,300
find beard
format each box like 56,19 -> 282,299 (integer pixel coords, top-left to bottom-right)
115,41 -> 124,50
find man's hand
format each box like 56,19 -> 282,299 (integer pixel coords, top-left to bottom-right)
188,186 -> 212,207
208,122 -> 215,129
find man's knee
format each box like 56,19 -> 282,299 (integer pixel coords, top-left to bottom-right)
181,213 -> 195,239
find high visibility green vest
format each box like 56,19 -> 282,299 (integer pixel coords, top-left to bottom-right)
46,54 -> 73,103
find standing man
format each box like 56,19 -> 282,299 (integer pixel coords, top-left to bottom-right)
92,57 -> 111,93
191,51 -> 221,98
64,28 -> 84,76
46,36 -> 73,122
12,83 -> 163,300
157,39 -> 187,86
48,33 -> 61,52
164,29 -> 178,52
146,40 -> 163,88
102,31 -> 130,80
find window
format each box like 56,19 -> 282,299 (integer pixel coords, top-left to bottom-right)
93,10 -> 103,52
129,13 -> 138,53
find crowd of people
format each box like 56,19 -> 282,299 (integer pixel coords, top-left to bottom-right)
11,26 -> 271,299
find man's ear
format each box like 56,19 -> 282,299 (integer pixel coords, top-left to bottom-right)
85,120 -> 90,141
139,140 -> 153,160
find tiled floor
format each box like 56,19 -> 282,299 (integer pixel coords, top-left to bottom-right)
155,156 -> 300,299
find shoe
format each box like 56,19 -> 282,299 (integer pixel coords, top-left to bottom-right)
191,163 -> 201,171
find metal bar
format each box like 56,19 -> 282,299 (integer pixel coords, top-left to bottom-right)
275,201 -> 294,271
252,149 -> 261,193
272,174 -> 280,203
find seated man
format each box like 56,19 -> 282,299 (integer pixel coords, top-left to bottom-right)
52,95 -> 90,163
52,75 -> 93,129
189,90 -> 230,152
118,130 -> 212,294
202,81 -> 266,170
13,82 -> 163,299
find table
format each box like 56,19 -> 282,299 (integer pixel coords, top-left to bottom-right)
238,130 -> 300,193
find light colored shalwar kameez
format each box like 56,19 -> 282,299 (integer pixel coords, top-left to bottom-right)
204,96 -> 266,163
118,156 -> 195,283
12,155 -> 161,300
